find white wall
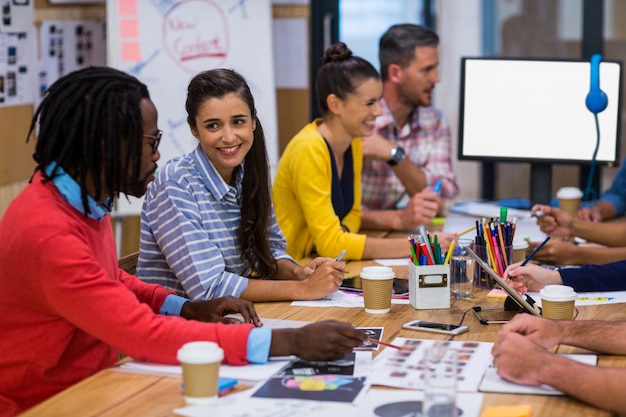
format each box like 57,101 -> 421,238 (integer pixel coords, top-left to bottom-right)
436,0 -> 482,201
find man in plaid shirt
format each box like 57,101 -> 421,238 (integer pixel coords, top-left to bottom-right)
361,24 -> 459,231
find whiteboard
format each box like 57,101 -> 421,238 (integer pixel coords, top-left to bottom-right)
107,0 -> 277,216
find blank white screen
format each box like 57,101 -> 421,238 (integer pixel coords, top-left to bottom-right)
459,58 -> 622,163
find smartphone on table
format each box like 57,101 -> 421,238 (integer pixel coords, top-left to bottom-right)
402,320 -> 469,335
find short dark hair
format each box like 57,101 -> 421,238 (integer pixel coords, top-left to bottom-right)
315,42 -> 380,115
379,24 -> 439,81
186,68 -> 277,278
29,66 -> 150,215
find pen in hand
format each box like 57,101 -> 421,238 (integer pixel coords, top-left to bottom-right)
520,236 -> 551,266
335,249 -> 346,262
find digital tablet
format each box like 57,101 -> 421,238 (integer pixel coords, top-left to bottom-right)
466,246 -> 542,317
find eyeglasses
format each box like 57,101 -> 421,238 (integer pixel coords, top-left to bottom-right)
143,130 -> 162,154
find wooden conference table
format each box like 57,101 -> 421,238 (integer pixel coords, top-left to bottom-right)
19,255 -> 626,417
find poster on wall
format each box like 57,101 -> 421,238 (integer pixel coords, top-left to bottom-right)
1,0 -> 34,33
107,0 -> 277,215
0,28 -> 36,107
38,20 -> 106,106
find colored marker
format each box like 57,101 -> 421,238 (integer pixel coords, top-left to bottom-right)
433,181 -> 442,194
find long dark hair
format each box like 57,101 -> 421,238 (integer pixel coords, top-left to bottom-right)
28,66 -> 149,216
186,68 -> 277,278
315,42 -> 380,115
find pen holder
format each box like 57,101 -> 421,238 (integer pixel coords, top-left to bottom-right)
408,262 -> 450,309
473,244 -> 512,289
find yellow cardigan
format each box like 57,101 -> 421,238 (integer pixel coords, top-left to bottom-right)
273,120 -> 367,261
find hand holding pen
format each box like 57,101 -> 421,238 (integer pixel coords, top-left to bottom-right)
531,204 -> 575,239
520,236 -> 551,266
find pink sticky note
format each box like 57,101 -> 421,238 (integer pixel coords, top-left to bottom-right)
118,0 -> 138,16
120,19 -> 139,38
121,42 -> 141,62
487,288 -> 507,299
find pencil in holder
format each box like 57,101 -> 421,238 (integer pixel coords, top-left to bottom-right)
408,262 -> 450,309
473,243 -> 512,289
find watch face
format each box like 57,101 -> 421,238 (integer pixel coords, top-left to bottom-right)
392,146 -> 405,162
387,146 -> 405,166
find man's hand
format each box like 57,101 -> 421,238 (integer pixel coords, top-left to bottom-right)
577,207 -> 603,223
397,190 -> 441,230
180,296 -> 262,326
491,329 -> 554,386
532,204 -> 574,239
523,238 -> 579,266
360,132 -> 395,161
270,320 -> 368,361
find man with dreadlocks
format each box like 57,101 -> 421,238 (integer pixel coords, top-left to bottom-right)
0,67 -> 367,417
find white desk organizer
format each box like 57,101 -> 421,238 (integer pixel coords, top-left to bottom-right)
408,262 -> 450,309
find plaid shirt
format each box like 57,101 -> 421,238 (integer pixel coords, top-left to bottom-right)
361,98 -> 459,209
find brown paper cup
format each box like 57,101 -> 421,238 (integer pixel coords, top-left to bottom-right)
556,187 -> 583,217
540,285 -> 577,320
541,299 -> 576,320
512,240 -> 529,264
360,266 -> 395,314
177,341 -> 224,405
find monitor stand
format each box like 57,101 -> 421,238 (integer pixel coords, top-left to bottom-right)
530,163 -> 552,205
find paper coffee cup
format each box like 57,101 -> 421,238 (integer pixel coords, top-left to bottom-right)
360,266 -> 395,314
512,239 -> 529,264
540,285 -> 577,320
556,187 -> 583,217
177,341 -> 224,405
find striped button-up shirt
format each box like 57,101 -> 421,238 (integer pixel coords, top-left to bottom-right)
137,145 -> 293,300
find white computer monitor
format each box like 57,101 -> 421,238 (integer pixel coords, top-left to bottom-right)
458,57 -> 623,165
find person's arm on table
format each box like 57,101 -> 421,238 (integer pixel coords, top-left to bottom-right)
505,263 -> 562,293
578,200 -> 616,222
177,295 -> 261,326
273,257 -> 340,281
270,321 -> 368,361
493,315 -> 626,414
361,188 -> 440,231
239,261 -> 344,302
533,204 -> 626,247
578,161 -> 626,222
527,238 -> 626,266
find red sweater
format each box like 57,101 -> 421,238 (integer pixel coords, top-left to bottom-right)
0,173 -> 253,416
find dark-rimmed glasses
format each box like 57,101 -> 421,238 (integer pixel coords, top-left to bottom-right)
143,130 -> 162,154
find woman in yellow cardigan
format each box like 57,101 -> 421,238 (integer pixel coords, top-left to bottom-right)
273,42 -> 452,261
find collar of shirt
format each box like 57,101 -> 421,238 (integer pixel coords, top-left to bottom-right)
45,161 -> 112,221
377,97 -> 421,138
190,145 -> 244,202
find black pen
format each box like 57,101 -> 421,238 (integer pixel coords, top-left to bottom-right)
520,236 -> 551,266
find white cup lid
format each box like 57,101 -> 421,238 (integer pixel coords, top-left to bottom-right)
360,266 -> 395,280
540,284 -> 577,302
556,187 -> 583,199
177,341 -> 224,364
513,239 -> 529,250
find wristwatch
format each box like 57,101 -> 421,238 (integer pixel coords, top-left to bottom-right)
387,145 -> 406,166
